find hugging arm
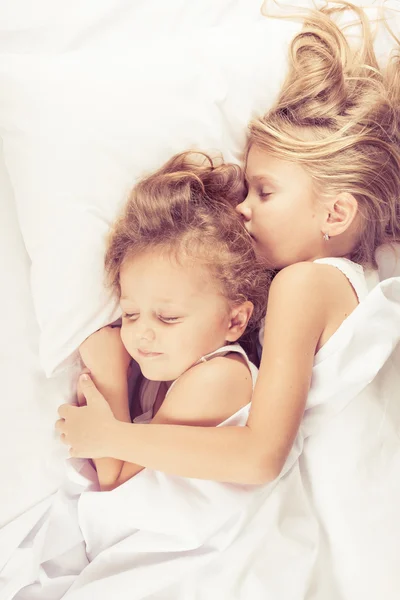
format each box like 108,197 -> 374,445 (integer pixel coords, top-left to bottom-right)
62,263 -> 329,485
78,327 -> 132,491
111,354 -> 252,488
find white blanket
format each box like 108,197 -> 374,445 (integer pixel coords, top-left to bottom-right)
1,277 -> 399,600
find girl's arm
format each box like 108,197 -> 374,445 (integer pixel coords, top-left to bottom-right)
62,262 -> 353,484
84,376 -> 130,490
78,326 -> 132,491
103,354 -> 253,489
107,263 -> 327,483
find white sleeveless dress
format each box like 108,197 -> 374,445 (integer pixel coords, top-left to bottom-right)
133,343 -> 258,425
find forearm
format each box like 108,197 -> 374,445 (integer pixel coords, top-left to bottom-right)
91,375 -> 130,491
108,422 -> 279,485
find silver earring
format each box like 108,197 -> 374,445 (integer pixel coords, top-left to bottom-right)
323,232 -> 330,241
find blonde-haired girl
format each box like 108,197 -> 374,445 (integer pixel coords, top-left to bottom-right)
58,1 -> 400,486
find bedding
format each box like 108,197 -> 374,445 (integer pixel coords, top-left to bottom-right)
0,1 -> 399,598
0,148 -> 71,527
0,276 -> 399,599
1,1 -> 398,376
0,3 -> 298,377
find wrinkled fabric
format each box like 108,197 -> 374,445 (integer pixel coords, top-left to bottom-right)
0,278 -> 399,599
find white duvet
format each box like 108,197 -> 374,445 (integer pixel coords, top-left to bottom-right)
1,276 -> 399,600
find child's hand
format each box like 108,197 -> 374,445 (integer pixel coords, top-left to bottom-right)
79,326 -> 132,380
56,374 -> 118,458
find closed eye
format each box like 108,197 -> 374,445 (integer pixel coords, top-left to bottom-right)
159,316 -> 182,324
122,312 -> 139,321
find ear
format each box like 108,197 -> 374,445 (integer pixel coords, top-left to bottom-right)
225,301 -> 254,342
322,192 -> 358,237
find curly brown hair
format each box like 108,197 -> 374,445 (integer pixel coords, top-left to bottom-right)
105,151 -> 271,335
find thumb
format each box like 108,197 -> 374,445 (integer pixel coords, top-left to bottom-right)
77,368 -> 90,406
79,374 -> 106,406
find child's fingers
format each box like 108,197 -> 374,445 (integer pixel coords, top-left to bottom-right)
55,418 -> 65,432
77,368 -> 90,406
79,374 -> 107,408
77,388 -> 86,407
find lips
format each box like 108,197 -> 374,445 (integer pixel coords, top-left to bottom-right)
137,349 -> 163,358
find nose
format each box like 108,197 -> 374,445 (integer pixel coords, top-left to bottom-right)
135,320 -> 155,344
236,198 -> 252,221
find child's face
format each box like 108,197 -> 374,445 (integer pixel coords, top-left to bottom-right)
119,251 -> 233,382
237,145 -> 326,269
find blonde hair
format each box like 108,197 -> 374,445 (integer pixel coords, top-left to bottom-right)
105,152 -> 271,333
250,1 -> 400,267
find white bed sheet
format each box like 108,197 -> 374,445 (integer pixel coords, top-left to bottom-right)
0,274 -> 399,600
0,149 -> 73,527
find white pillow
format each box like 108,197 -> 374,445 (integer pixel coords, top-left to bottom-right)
1,0 -> 397,377
0,0 -> 272,54
0,18 -> 299,376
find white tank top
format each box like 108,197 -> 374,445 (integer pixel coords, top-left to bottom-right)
133,343 -> 258,425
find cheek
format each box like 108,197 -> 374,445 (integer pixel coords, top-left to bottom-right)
255,202 -> 296,238
251,202 -> 271,230
167,328 -> 190,354
120,324 -> 132,352
167,325 -> 200,357
256,215 -> 281,244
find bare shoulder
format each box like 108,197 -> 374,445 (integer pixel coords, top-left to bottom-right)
151,353 -> 253,427
271,261 -> 335,294
266,261 -> 358,351
269,261 -> 356,306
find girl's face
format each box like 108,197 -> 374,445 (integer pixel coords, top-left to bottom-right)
119,251 -> 237,382
237,145 -> 326,269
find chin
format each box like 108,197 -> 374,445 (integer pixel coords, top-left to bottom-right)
139,363 -> 182,383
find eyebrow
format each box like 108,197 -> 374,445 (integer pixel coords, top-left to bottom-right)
244,174 -> 279,186
120,296 -> 178,304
